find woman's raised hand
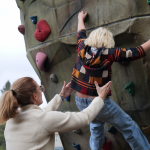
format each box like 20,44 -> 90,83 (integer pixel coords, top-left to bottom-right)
95,81 -> 112,100
60,81 -> 74,99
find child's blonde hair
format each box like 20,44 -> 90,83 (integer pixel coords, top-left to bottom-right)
84,27 -> 115,48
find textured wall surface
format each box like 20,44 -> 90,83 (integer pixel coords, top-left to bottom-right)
15,0 -> 150,149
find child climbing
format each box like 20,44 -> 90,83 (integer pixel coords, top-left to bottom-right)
71,11 -> 150,150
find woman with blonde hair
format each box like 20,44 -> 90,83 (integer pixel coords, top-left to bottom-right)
0,76 -> 111,150
71,11 -> 150,150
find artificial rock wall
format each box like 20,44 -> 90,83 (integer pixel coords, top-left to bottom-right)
16,0 -> 150,149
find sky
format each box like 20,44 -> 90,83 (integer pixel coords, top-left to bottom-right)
0,1 -> 47,107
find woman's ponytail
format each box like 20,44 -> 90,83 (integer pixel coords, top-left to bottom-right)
0,90 -> 19,125
0,77 -> 37,124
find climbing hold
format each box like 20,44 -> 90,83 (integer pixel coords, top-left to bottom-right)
50,74 -> 58,83
36,52 -> 48,71
147,0 -> 150,4
34,20 -> 51,42
20,0 -> 25,1
18,25 -> 25,35
102,140 -> 111,150
118,60 -> 130,66
142,125 -> 150,134
107,126 -> 116,134
30,16 -> 37,24
65,95 -> 70,102
124,81 -> 134,96
72,143 -> 80,150
73,129 -> 82,134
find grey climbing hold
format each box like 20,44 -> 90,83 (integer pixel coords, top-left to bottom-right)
73,129 -> 82,134
50,74 -> 58,83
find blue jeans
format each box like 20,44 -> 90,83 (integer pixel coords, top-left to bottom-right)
75,94 -> 150,150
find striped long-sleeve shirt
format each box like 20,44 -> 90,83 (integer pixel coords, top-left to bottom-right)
71,29 -> 146,96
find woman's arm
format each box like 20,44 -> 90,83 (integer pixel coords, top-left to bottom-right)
42,94 -> 63,112
41,98 -> 104,133
39,81 -> 111,133
42,82 -> 73,111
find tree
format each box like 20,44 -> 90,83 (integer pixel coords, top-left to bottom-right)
0,124 -> 6,150
0,81 -> 11,150
1,81 -> 11,94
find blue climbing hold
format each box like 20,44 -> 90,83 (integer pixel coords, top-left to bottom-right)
107,126 -> 116,134
147,0 -> 150,4
72,143 -> 80,150
30,16 -> 37,24
65,95 -> 70,102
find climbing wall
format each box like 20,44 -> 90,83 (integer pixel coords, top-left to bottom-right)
16,0 -> 150,149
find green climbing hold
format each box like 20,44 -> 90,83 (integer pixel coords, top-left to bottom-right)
124,81 -> 134,96
147,0 -> 150,4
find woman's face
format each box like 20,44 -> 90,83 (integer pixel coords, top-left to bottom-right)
34,81 -> 43,106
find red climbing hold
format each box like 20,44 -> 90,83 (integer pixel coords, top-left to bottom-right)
18,25 -> 25,35
36,52 -> 48,71
102,140 -> 111,150
34,20 -> 51,42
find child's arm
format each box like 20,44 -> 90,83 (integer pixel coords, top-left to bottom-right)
76,11 -> 88,53
107,46 -> 145,62
141,40 -> 150,53
78,11 -> 87,32
107,39 -> 150,62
